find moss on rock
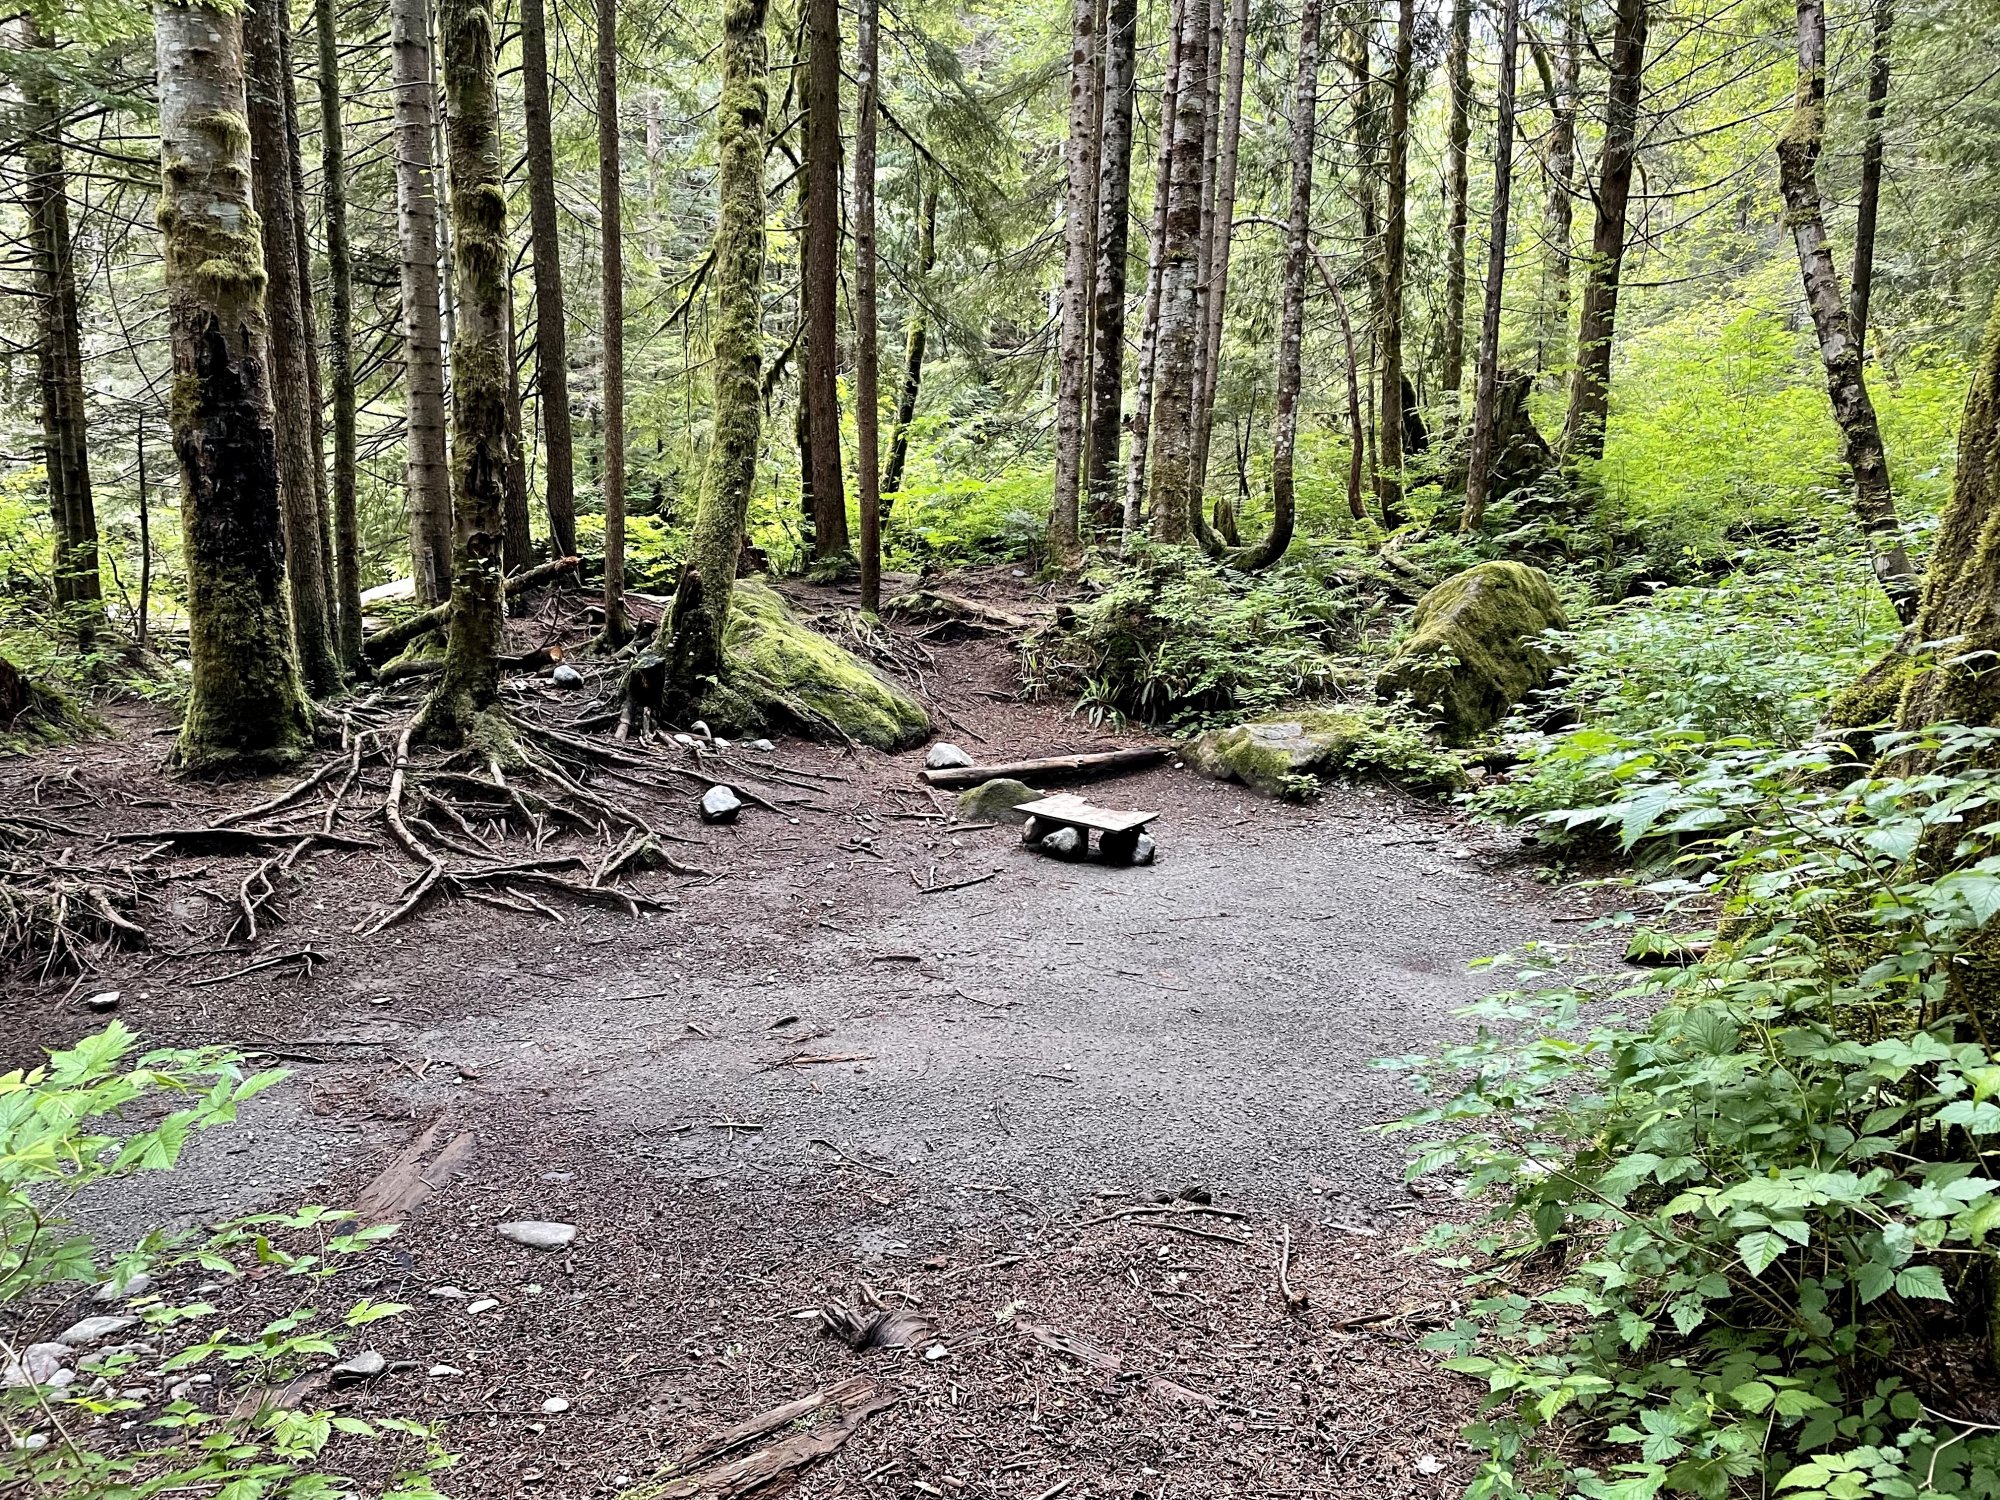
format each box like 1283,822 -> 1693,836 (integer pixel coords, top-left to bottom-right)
956,777 -> 1043,822
1375,560 -> 1567,744
1182,706 -> 1464,797
718,578 -> 930,750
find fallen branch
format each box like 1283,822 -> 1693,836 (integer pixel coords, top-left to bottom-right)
917,746 -> 1169,789
643,1377 -> 893,1498
363,555 -> 581,664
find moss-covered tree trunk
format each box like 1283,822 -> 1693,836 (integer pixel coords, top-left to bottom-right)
661,0 -> 769,715
390,0 -> 456,606
155,0 -> 312,774
1776,0 -> 1919,624
1083,0 -> 1137,535
245,0 -> 341,697
1460,0 -> 1521,534
1121,0 -> 1185,537
520,0 -> 578,556
19,17 -> 103,651
1535,0 -> 1580,371
419,0 -> 515,746
854,0 -> 883,612
801,0 -> 848,567
1047,0 -> 1102,567
1375,0 -> 1413,526
1193,0 -> 1247,490
597,0 -> 631,643
1144,0 -> 1210,544
883,173 -> 937,501
1437,0 -> 1471,402
1233,0 -> 1318,572
315,0 -> 365,671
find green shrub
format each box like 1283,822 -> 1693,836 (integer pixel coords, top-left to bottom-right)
2,1024 -> 450,1498
1394,727 -> 2000,1500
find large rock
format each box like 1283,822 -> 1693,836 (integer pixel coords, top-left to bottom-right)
1182,708 -> 1463,798
1375,561 -> 1567,743
955,778 -> 1042,823
718,579 -> 930,751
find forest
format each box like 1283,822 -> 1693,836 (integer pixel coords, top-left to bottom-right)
6,0 -> 2000,1492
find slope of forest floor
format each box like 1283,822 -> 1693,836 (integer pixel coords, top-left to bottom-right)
4,570 -> 1610,1499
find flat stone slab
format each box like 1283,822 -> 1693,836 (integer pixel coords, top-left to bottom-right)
497,1220 -> 577,1250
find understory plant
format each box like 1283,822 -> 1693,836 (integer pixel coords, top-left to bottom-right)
1395,726 -> 2000,1499
2,1024 -> 450,1499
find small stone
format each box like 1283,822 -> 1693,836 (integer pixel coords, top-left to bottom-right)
427,1285 -> 468,1299
1037,827 -> 1084,859
428,1364 -> 464,1378
699,785 -> 743,825
541,1396 -> 570,1413
550,664 -> 585,690
95,1273 -> 153,1304
14,1433 -> 48,1452
118,1386 -> 153,1401
923,1344 -> 950,1362
84,989 -> 121,1012
466,1298 -> 499,1314
540,1171 -> 574,1183
1131,832 -> 1156,866
673,732 -> 697,747
57,1315 -> 136,1348
329,1350 -> 385,1387
713,738 -> 732,751
2,1344 -> 71,1389
749,739 -> 774,753
924,742 -> 974,770
45,1369 -> 75,1390
498,1220 -> 577,1250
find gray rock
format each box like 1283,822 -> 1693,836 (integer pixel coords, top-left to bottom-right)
2,1343 -> 72,1389
497,1220 -> 577,1250
673,733 -> 698,748
329,1350 -> 385,1387
925,742 -> 974,770
465,1299 -> 499,1315
749,739 -> 774,753
1131,832 -> 1156,866
550,664 -> 585,690
956,778 -> 1041,824
541,1396 -> 570,1414
83,989 -> 121,1012
95,1272 -> 152,1303
699,785 -> 743,825
57,1315 -> 137,1348
1038,827 -> 1084,859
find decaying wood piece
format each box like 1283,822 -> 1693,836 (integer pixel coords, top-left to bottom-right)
353,1112 -> 479,1222
362,555 -> 581,664
1021,1322 -> 1218,1407
882,590 -> 1033,633
633,1376 -> 893,1498
919,746 -> 1169,788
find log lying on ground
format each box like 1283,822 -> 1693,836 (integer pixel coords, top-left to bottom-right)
918,746 -> 1169,788
363,555 -> 580,664
882,588 -> 1034,632
623,1376 -> 892,1500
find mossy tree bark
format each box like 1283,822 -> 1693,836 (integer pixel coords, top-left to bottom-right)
1083,0 -> 1138,536
420,0 -> 516,747
1437,0 -> 1471,402
19,18 -> 103,652
1460,0 -> 1521,534
520,0 -> 578,556
854,0 -> 883,612
1122,0 -> 1185,537
661,0 -> 769,717
390,0 -> 456,606
597,0 -> 631,644
1375,0 -> 1413,526
155,0 -> 312,774
1527,0 -> 1579,370
883,172 -> 937,501
1233,0 -> 1319,572
1144,0 -> 1210,544
801,0 -> 848,567
315,0 -> 364,671
244,0 -> 341,697
1047,0 -> 1102,567
1193,0 -> 1248,491
1776,0 -> 1918,624
1851,0 -> 1891,357
1561,0 -> 1646,462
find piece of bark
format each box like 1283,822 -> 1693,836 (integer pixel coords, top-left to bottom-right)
648,1376 -> 893,1497
1022,1322 -> 1218,1407
917,747 -> 1169,789
353,1114 -> 478,1222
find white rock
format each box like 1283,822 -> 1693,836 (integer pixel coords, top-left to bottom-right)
84,990 -> 121,1012
427,1285 -> 469,1299
57,1315 -> 137,1348
699,785 -> 743,824
95,1272 -> 153,1304
673,733 -> 697,747
497,1220 -> 577,1250
749,739 -> 774,753
924,742 -> 973,770
427,1364 -> 464,1378
329,1350 -> 385,1386
13,1434 -> 48,1452
2,1344 -> 72,1389
541,1396 -> 570,1413
466,1299 -> 499,1315
550,664 -> 585,690
45,1369 -> 76,1390
923,1343 -> 950,1362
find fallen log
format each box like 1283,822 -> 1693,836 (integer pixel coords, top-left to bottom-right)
363,555 -> 581,664
883,588 -> 1034,632
917,746 -> 1169,788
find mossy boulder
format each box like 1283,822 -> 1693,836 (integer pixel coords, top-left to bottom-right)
715,578 -> 930,751
956,777 -> 1042,823
1182,707 -> 1464,797
1376,560 -> 1567,744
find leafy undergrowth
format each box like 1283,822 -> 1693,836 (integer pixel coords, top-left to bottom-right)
1395,726 -> 2000,1499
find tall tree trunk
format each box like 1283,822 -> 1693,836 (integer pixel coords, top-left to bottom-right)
1342,4 -> 1384,515
884,174 -> 937,501
1188,0 -> 1223,506
1235,0 -> 1320,571
597,0 -> 631,644
18,18 -> 102,649
1459,0 -> 1520,533
245,0 -> 341,696
1122,0 -> 1186,537
155,0 -> 312,773
662,0 -> 769,714
1084,0 -> 1139,535
315,0 -> 364,670
1375,0 -> 1413,526
1195,0 -> 1249,485
1561,0 -> 1646,462
855,0 -> 883,611
1145,0 -> 1212,543
391,0 -> 456,604
802,0 -> 848,565
1538,0 -> 1580,371
502,282 -> 534,574
1438,0 -> 1472,401
1851,0 -> 1891,358
421,0 -> 516,744
1048,0 -> 1102,565
520,0 -> 577,555
1776,0 -> 1918,622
